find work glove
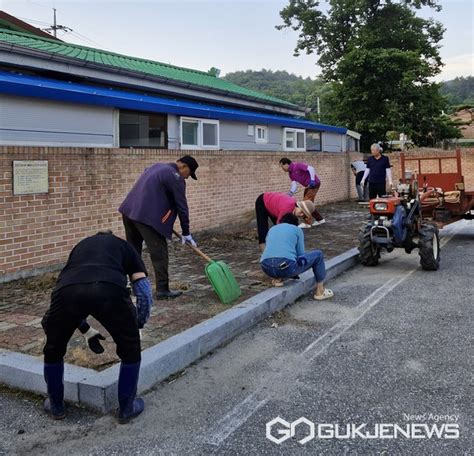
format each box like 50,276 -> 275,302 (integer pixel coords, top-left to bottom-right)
182,234 -> 197,247
132,277 -> 153,329
308,180 -> 317,189
83,327 -> 106,354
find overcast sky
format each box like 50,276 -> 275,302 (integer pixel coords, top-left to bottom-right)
3,0 -> 473,81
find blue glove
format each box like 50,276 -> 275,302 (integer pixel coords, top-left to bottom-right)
308,180 -> 317,189
132,278 -> 153,329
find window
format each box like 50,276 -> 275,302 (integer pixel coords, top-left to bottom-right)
346,136 -> 359,152
255,125 -> 268,143
181,117 -> 219,149
119,111 -> 167,148
306,130 -> 322,151
283,128 -> 306,151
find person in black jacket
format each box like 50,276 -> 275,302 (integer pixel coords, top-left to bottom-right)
41,230 -> 153,424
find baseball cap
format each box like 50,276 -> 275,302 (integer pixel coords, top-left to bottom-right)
178,155 -> 199,180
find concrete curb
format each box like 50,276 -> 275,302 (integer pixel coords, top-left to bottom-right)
0,248 -> 359,412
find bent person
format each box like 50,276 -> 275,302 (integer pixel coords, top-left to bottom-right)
255,191 -> 315,251
351,159 -> 368,202
279,157 -> 325,227
41,230 -> 153,424
260,213 -> 333,299
119,155 -> 199,299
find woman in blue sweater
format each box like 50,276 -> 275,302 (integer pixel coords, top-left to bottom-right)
260,213 -> 333,300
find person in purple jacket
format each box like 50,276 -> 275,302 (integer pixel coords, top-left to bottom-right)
279,157 -> 325,228
119,156 -> 199,299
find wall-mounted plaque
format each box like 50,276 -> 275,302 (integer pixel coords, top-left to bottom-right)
13,160 -> 49,195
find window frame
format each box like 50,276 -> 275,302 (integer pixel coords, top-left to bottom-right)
180,117 -> 220,150
255,125 -> 268,144
306,129 -> 322,152
118,110 -> 168,149
283,127 -> 306,152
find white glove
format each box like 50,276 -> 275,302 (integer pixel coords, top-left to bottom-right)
182,234 -> 197,247
360,180 -> 365,187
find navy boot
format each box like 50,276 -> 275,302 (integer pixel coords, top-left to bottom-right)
43,362 -> 66,420
117,362 -> 144,424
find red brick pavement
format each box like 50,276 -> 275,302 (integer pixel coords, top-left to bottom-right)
0,200 -> 368,370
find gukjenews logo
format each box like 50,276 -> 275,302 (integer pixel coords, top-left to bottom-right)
266,416 -> 460,445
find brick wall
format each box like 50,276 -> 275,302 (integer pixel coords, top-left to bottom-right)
2,146 -> 472,281
1,147 -> 361,281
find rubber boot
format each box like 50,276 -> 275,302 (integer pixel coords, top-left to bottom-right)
117,361 -> 144,424
43,362 -> 66,420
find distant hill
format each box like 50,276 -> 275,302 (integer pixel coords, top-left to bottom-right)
440,76 -> 474,108
223,69 -> 335,123
224,70 -> 473,114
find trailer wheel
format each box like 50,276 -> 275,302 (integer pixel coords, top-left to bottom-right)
358,223 -> 380,266
418,223 -> 440,270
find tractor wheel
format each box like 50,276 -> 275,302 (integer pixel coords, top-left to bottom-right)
418,223 -> 440,271
358,223 -> 380,266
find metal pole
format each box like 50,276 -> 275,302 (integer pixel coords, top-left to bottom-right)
53,8 -> 57,37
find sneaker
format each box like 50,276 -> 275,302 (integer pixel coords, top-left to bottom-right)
312,219 -> 326,226
298,223 -> 312,229
271,278 -> 284,287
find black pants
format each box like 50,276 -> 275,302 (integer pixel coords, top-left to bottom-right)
255,194 -> 277,244
122,215 -> 169,291
42,283 -> 140,364
369,182 -> 386,199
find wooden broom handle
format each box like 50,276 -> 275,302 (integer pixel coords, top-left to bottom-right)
172,229 -> 213,263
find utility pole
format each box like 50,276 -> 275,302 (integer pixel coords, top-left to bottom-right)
43,8 -> 72,38
53,8 -> 57,38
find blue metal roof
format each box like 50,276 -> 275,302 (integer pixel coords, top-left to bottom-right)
0,71 -> 347,134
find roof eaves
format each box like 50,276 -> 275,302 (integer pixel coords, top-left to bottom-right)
0,30 -> 301,111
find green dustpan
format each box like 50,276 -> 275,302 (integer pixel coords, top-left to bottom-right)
173,230 -> 241,304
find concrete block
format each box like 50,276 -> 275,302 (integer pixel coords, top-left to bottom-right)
0,247 -> 361,414
0,350 -> 94,402
78,364 -> 120,412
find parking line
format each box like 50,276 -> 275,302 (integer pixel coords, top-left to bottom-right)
203,224 -> 461,447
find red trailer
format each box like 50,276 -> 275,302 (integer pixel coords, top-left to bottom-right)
400,149 -> 474,227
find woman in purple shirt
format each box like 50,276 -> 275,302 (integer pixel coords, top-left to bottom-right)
279,157 -> 325,228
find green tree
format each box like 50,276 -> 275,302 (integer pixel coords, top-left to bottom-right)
277,0 -> 458,149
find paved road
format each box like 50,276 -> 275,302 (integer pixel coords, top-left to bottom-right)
1,221 -> 472,455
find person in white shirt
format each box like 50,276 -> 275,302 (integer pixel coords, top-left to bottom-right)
351,159 -> 368,202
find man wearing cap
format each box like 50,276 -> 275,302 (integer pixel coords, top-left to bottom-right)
279,158 -> 325,228
119,156 -> 199,299
255,191 -> 315,251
